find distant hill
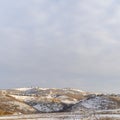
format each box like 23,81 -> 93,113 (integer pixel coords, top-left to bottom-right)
0,87 -> 120,115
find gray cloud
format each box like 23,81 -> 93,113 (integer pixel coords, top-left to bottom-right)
0,0 -> 120,93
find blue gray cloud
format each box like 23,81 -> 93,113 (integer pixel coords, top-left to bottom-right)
0,0 -> 120,93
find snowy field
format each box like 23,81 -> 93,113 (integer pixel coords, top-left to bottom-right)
0,113 -> 120,120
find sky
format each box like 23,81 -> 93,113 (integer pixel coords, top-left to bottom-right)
0,0 -> 120,93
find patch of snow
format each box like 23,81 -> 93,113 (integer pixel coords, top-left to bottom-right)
81,96 -> 115,110
61,99 -> 77,104
10,95 -> 36,102
68,88 -> 86,93
63,88 -> 88,95
14,88 -> 32,91
39,88 -> 57,90
57,95 -> 78,104
33,103 -> 64,112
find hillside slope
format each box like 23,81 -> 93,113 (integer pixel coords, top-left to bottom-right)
0,87 -> 120,115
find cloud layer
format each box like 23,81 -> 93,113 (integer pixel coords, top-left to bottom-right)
0,0 -> 120,93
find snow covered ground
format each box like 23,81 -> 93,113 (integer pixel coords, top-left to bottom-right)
0,113 -> 84,120
0,113 -> 120,120
81,96 -> 115,109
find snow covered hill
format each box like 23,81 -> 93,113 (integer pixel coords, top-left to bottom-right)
70,95 -> 118,112
9,87 -> 86,112
0,87 -> 120,115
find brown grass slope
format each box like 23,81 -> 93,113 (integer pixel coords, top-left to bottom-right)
0,93 -> 37,115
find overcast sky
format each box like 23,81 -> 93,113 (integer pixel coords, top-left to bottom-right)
0,0 -> 120,93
